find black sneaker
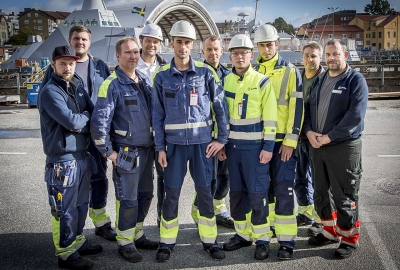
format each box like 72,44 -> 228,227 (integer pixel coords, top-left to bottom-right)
254,243 -> 269,260
223,237 -> 253,251
204,245 -> 225,260
58,256 -> 93,270
78,244 -> 103,256
135,235 -> 159,250
334,243 -> 356,259
277,245 -> 293,260
307,222 -> 323,236
296,214 -> 313,226
95,226 -> 117,241
156,246 -> 172,263
118,246 -> 142,263
216,216 -> 235,229
308,233 -> 339,246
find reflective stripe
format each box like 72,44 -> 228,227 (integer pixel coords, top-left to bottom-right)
115,130 -> 127,136
276,234 -> 296,241
275,217 -> 297,225
264,134 -> 276,141
94,139 -> 105,145
200,236 -> 216,244
277,63 -> 293,106
150,127 -> 153,132
134,222 -> 144,240
322,219 -> 336,227
213,199 -> 227,215
291,91 -> 303,98
285,133 -> 299,141
198,218 -> 216,227
236,233 -> 252,241
230,117 -> 261,125
165,120 -> 212,130
118,239 -> 133,246
117,228 -> 135,238
229,131 -> 263,140
253,226 -> 269,234
89,207 -> 111,227
336,226 -> 360,237
235,222 -> 251,231
264,120 -> 277,127
161,219 -> 179,229
257,234 -> 272,242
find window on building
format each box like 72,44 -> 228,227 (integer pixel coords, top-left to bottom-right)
328,34 -> 333,39
34,26 -> 37,29
379,32 -> 382,38
356,33 -> 360,38
394,22 -> 397,27
373,22 -> 376,26
33,20 -> 36,23
387,43 -> 390,48
27,13 -> 31,17
24,20 -> 29,24
342,34 -> 347,39
314,35 -> 320,39
38,26 -> 42,30
394,32 -> 397,38
366,40 -> 370,45
341,17 -> 344,21
372,32 -> 376,38
366,27 -> 370,31
38,20 -> 42,23
366,21 -> 370,24
387,32 -> 390,38
35,13 -> 38,17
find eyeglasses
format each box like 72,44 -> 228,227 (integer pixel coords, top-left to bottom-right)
231,51 -> 251,57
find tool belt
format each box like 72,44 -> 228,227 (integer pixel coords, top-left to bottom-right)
116,146 -> 139,171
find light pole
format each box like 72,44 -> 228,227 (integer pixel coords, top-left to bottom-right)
327,7 -> 339,40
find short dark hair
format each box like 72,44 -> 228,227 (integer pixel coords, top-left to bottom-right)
115,37 -> 139,54
69,25 -> 91,40
302,41 -> 323,56
325,39 -> 347,53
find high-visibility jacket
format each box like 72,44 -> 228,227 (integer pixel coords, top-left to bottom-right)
223,66 -> 277,152
255,53 -> 303,149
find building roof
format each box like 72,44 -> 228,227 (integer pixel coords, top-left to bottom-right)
18,8 -> 70,20
354,15 -> 383,21
301,24 -> 363,32
376,15 -> 399,27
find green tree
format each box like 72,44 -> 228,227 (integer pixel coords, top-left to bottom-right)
272,17 -> 295,35
364,0 -> 396,15
6,28 -> 41,46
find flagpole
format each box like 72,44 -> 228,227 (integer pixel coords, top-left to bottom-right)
141,5 -> 147,26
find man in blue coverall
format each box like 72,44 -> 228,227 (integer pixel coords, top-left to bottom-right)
41,25 -> 115,241
152,20 -> 230,262
38,45 -> 102,270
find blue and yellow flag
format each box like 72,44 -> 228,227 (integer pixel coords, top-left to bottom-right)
132,6 -> 146,17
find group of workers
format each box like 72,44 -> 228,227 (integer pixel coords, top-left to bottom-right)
37,20 -> 368,270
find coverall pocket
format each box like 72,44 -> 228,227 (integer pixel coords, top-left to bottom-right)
48,161 -> 78,187
163,83 -> 179,106
255,165 -> 269,192
344,168 -> 362,195
284,162 -> 296,181
116,146 -> 138,172
122,91 -> 140,112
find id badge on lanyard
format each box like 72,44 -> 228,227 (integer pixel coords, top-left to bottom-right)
190,87 -> 198,106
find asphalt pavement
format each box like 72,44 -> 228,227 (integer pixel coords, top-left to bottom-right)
0,99 -> 399,270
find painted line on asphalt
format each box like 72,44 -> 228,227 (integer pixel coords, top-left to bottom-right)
378,155 -> 400,157
0,152 -> 27,155
360,207 -> 398,270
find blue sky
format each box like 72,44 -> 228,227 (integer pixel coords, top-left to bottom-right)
2,0 -> 399,27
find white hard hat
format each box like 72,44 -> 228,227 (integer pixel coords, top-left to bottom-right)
254,24 -> 279,44
169,20 -> 196,40
228,34 -> 254,51
140,23 -> 163,41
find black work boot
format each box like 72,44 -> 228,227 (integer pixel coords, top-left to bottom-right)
118,246 -> 142,263
254,243 -> 269,260
204,244 -> 225,260
216,215 -> 235,229
95,226 -> 117,241
334,243 -> 356,259
78,244 -> 103,256
307,222 -> 323,236
223,237 -> 252,251
58,256 -> 93,270
277,245 -> 293,260
135,235 -> 158,250
308,233 -> 339,246
156,246 -> 172,262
